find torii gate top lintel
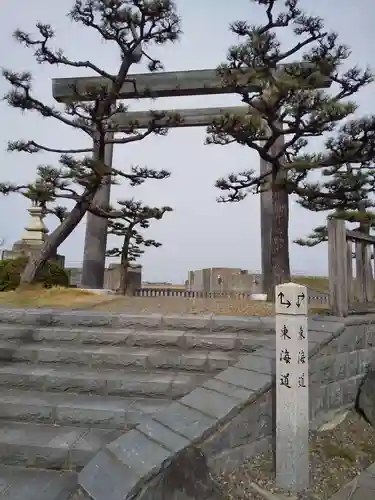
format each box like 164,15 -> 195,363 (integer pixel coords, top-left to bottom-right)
52,62 -> 331,104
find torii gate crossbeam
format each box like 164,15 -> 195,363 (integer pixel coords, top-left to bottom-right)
52,65 -> 331,290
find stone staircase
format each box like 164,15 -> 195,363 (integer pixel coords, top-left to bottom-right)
0,317 -> 271,499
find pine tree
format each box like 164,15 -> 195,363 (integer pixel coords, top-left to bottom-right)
0,159 -> 170,282
294,162 -> 375,247
2,0 -> 180,286
105,200 -> 172,294
207,0 -> 373,300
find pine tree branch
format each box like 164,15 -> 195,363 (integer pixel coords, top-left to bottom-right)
7,140 -> 93,155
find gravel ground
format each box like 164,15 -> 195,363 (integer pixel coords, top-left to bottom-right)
90,296 -> 328,316
218,409 -> 375,499
90,296 -> 276,316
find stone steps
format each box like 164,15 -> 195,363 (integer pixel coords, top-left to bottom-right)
0,420 -> 122,470
0,388 -> 169,429
0,341 -> 237,372
0,465 -> 77,499
0,324 -> 267,351
0,316 -> 273,499
0,362 -> 205,398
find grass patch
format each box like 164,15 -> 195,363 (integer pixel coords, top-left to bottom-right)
0,286 -> 114,309
293,275 -> 329,292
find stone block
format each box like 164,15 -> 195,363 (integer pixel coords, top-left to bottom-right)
357,370 -> 375,427
259,317 -> 276,331
209,436 -> 272,475
115,314 -> 164,329
358,348 -> 375,372
56,403 -> 130,429
342,375 -> 363,407
184,333 -> 237,351
310,353 -> 346,385
0,422 -> 86,469
235,354 -> 273,375
104,372 -> 179,397
44,371 -> 108,394
177,352 -> 209,371
107,429 -> 172,479
71,428 -> 122,466
0,398 -> 54,423
236,335 -> 266,352
137,417 -> 190,453
181,387 -> 241,420
345,350 -> 360,379
202,379 -> 255,403
79,450 -> 140,500
71,330 -> 132,345
308,319 -> 344,335
215,367 -> 272,394
330,323 -> 372,353
207,352 -> 237,371
0,467 -> 78,500
251,347 -> 275,358
324,381 -> 344,411
127,330 -> 185,348
161,314 -> 213,331
210,316 -> 263,333
308,340 -> 322,357
308,327 -> 336,347
202,395 -> 273,455
154,402 -> 216,442
309,384 -> 327,419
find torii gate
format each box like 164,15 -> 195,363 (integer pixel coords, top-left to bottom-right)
52,65 -> 331,289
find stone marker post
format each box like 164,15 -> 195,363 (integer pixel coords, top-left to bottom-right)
275,282 -> 309,493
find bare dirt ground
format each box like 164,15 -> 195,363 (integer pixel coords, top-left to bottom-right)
0,287 -> 329,316
218,409 -> 375,499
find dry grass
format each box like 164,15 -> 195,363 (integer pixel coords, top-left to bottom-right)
218,410 -> 375,500
293,276 -> 329,292
0,286 -> 114,309
90,296 -> 329,316
91,296 -> 276,316
142,283 -> 185,290
0,282 -> 330,316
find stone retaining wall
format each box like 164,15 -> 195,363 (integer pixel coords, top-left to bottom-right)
0,309 -> 372,500
71,314 -> 375,500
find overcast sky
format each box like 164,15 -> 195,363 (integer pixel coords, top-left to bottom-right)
0,0 -> 373,283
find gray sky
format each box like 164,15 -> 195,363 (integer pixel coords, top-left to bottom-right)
0,0 -> 373,283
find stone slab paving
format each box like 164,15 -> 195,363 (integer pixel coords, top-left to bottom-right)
328,463 -> 375,499
0,421 -> 123,470
0,466 -> 77,499
0,389 -> 170,428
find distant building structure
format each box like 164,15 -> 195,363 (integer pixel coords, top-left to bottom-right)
186,267 -> 263,295
66,263 -> 142,293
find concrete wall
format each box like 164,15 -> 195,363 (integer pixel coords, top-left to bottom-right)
187,267 -> 263,294
74,314 -> 375,500
103,264 -> 142,293
66,265 -> 142,291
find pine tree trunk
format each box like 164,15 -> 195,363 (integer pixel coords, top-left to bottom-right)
19,195 -> 97,286
119,232 -> 132,295
260,132 -> 287,300
267,170 -> 291,302
119,260 -> 129,295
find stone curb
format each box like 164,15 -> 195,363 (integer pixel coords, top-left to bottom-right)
0,308 -> 276,332
77,315 -> 348,500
